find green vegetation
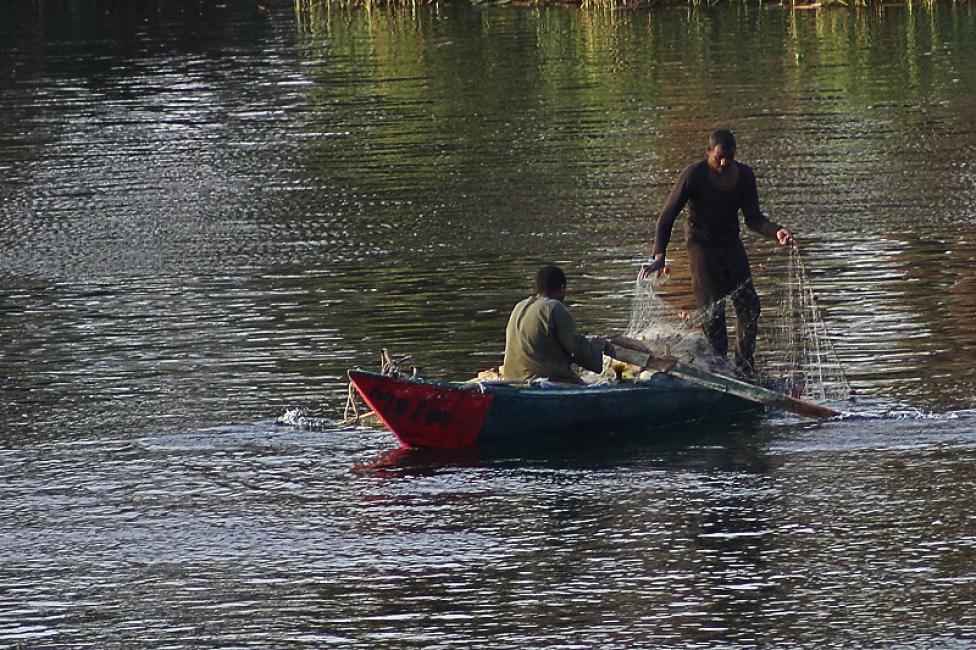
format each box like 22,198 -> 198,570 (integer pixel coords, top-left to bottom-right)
297,0 -> 954,10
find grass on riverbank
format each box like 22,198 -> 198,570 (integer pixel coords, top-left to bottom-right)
297,0 -> 949,9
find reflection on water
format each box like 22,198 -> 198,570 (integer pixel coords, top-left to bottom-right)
2,413 -> 975,646
2,1 -> 976,646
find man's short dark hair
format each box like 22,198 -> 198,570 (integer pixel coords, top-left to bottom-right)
708,128 -> 736,152
535,265 -> 567,295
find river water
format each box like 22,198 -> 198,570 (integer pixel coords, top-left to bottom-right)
2,1 -> 976,646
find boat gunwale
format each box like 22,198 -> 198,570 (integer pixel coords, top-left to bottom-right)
347,368 -> 694,397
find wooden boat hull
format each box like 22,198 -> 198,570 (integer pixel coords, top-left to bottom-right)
348,369 -> 767,450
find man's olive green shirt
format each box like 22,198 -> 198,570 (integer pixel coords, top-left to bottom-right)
502,296 -> 604,384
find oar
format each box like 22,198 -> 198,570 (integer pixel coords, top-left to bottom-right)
605,336 -> 840,420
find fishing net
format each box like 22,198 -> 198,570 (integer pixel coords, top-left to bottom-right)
624,246 -> 852,401
759,245 -> 853,402
624,270 -> 740,376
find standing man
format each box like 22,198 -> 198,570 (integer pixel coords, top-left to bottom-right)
503,265 -> 607,384
639,129 -> 794,377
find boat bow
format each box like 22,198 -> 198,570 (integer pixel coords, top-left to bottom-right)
348,370 -> 495,449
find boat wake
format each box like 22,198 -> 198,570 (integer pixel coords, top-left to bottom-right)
835,399 -> 975,421
275,406 -> 339,431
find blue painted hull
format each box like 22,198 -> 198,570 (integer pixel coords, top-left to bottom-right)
476,374 -> 760,445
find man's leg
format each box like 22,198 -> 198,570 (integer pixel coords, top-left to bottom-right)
732,279 -> 761,376
702,299 -> 729,357
688,242 -> 729,357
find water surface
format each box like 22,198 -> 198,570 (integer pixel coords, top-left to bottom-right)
2,1 -> 976,646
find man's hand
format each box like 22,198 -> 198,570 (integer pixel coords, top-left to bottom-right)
776,227 -> 795,247
638,255 -> 665,280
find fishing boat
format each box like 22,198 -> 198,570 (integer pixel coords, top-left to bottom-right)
347,369 -> 766,450
347,339 -> 838,449
345,249 -> 849,450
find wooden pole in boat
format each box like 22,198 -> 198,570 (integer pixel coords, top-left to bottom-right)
605,337 -> 840,420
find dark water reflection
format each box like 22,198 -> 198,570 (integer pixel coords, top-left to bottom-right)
2,1 -> 976,646
3,414 -> 975,646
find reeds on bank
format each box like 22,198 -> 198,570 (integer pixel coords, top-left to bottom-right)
297,0 -> 949,10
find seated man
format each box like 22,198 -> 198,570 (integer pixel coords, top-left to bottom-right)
502,265 -> 608,384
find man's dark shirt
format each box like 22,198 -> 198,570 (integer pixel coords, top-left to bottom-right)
653,160 -> 782,256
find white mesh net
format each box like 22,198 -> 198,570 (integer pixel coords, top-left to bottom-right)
757,246 -> 853,401
624,271 -> 739,376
